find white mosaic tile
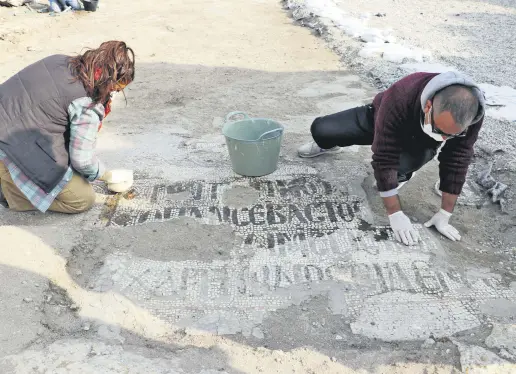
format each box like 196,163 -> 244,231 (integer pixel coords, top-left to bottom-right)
94,175 -> 516,340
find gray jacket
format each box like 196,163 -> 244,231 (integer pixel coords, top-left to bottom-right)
420,71 -> 485,124
0,55 -> 88,193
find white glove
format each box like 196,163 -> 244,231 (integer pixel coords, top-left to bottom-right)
424,209 -> 461,241
388,211 -> 421,246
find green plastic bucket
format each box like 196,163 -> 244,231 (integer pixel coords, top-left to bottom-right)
222,111 -> 284,177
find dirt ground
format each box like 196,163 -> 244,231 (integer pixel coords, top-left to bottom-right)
0,1 -> 515,373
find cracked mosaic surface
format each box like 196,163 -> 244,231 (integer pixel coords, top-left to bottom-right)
95,175 -> 516,340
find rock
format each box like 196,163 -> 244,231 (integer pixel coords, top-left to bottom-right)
69,304 -> 79,311
0,0 -> 29,6
23,297 -> 33,303
499,349 -> 516,360
292,8 -> 310,21
375,13 -> 386,17
421,338 -> 436,348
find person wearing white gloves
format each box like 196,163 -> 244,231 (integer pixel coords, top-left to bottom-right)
297,72 -> 485,245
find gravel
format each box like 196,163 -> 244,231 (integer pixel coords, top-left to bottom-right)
331,0 -> 516,89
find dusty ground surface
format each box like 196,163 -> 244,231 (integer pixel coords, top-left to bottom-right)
283,0 -> 516,254
0,0 -> 515,373
323,0 -> 516,89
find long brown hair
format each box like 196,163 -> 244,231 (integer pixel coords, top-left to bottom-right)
69,41 -> 135,106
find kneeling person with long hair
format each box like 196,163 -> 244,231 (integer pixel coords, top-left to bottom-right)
0,41 -> 135,213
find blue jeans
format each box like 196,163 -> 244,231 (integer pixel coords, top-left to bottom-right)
49,0 -> 80,12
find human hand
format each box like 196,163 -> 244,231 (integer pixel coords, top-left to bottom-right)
424,209 -> 461,241
388,211 -> 421,246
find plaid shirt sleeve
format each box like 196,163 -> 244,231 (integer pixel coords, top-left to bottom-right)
68,97 -> 106,182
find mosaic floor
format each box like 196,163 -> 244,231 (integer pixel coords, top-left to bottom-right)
93,175 -> 516,340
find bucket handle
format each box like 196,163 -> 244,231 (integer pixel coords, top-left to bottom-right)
257,128 -> 284,141
225,111 -> 250,122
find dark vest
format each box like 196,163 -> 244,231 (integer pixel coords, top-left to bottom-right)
0,55 -> 88,193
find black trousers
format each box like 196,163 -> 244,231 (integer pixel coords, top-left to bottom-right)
311,105 -> 436,180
